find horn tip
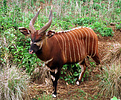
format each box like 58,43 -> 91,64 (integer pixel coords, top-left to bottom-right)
18,27 -> 25,29
51,5 -> 53,10
38,6 -> 41,11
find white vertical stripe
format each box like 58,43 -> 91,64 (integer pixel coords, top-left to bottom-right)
84,28 -> 90,55
54,35 -> 63,50
69,31 -> 77,62
64,33 -> 72,62
77,29 -> 84,46
66,32 -> 75,62
71,30 -> 81,61
89,29 -> 96,57
58,34 -> 68,60
60,34 -> 67,60
74,29 -> 84,60
81,28 -> 88,54
92,37 -> 97,57
77,28 -> 85,59
88,28 -> 93,56
54,27 -> 98,62
58,34 -> 64,52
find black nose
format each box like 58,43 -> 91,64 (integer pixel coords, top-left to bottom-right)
29,50 -> 33,54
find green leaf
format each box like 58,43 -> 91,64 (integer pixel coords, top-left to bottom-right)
111,96 -> 119,100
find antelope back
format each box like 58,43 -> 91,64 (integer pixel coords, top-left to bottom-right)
52,27 -> 99,63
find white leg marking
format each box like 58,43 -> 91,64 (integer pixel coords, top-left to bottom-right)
52,94 -> 57,98
51,75 -> 55,81
79,65 -> 84,80
55,69 -> 58,74
76,81 -> 80,85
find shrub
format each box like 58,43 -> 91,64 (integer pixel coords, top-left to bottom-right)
0,66 -> 30,100
60,63 -> 89,84
73,17 -> 114,36
116,23 -> 121,30
73,17 -> 96,26
90,21 -> 114,36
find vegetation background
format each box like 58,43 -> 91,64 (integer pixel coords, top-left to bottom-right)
0,0 -> 121,100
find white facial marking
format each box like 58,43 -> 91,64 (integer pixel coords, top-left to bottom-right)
30,41 -> 41,46
34,41 -> 41,46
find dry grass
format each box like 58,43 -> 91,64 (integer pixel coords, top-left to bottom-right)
99,44 -> 121,99
0,66 -> 30,100
99,63 -> 121,99
31,65 -> 51,85
102,42 -> 121,65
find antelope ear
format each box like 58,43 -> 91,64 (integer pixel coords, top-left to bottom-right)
19,27 -> 31,36
46,30 -> 55,37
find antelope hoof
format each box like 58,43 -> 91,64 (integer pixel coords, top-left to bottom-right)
52,94 -> 57,98
76,81 -> 81,86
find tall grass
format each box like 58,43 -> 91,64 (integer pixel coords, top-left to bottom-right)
0,66 -> 30,100
99,63 -> 121,99
102,43 -> 121,65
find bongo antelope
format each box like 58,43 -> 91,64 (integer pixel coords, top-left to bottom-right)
19,7 -> 100,98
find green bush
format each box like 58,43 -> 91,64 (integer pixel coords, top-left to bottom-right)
91,21 -> 114,36
73,17 -> 96,26
73,17 -> 114,36
0,4 -> 41,74
116,23 -> 121,30
60,63 -> 89,84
